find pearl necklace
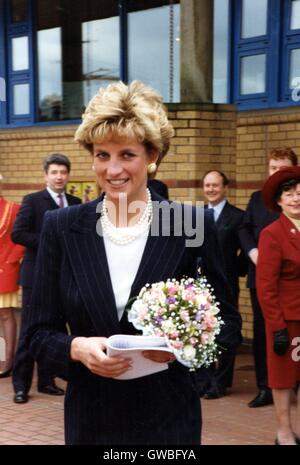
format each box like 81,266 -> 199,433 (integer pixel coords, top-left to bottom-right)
101,189 -> 153,245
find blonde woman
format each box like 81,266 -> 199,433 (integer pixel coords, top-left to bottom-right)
25,81 -> 240,444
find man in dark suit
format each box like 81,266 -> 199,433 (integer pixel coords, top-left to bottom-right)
199,170 -> 246,399
239,147 -> 298,408
11,153 -> 81,403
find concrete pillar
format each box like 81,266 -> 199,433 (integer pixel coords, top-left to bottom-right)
180,0 -> 213,102
61,0 -> 84,119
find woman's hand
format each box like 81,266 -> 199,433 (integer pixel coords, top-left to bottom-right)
70,337 -> 132,378
142,350 -> 176,364
249,248 -> 259,265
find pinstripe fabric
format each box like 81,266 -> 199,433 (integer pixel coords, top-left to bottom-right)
12,189 -> 81,392
25,191 -> 240,445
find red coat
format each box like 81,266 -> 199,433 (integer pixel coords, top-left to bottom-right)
0,198 -> 25,293
257,213 -> 300,332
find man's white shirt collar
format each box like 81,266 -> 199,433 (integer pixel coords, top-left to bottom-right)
208,199 -> 226,222
46,187 -> 68,207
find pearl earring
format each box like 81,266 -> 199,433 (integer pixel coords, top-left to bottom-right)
147,163 -> 157,174
92,165 -> 95,170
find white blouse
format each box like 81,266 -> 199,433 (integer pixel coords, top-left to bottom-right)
103,229 -> 149,321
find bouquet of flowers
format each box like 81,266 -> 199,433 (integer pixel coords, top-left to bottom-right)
128,276 -> 224,370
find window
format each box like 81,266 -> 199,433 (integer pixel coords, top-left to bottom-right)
36,0 -> 120,122
241,0 -> 268,38
0,0 -> 180,127
127,0 -> 180,103
233,0 -> 300,110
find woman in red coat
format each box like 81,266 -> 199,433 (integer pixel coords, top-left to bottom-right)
257,166 -> 300,445
0,179 -> 24,378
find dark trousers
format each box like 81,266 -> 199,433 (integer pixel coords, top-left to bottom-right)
213,346 -> 236,388
195,287 -> 239,393
195,346 -> 236,394
250,288 -> 269,390
13,287 -> 54,393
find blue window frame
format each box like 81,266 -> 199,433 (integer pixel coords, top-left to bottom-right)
233,0 -> 278,109
233,0 -> 300,110
281,0 -> 300,103
0,0 -> 34,125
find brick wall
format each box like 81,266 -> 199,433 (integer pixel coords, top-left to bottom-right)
0,104 -> 237,204
2,104 -> 300,340
236,106 -> 300,338
165,104 -> 237,203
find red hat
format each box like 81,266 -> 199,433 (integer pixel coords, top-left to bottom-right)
262,166 -> 300,212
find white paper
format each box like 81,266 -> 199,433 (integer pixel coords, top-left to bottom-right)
107,334 -> 173,380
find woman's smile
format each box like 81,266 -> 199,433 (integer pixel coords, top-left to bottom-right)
93,139 -> 158,204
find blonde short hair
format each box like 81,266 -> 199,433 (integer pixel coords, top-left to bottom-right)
74,80 -> 174,163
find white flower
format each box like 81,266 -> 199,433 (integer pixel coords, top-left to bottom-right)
127,275 -> 223,370
161,319 -> 176,333
183,345 -> 196,360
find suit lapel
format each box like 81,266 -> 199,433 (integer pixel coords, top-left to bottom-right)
129,193 -> 186,301
279,214 -> 300,251
63,199 -> 120,336
42,189 -> 59,210
215,202 -> 230,230
66,193 -> 80,205
129,233 -> 186,302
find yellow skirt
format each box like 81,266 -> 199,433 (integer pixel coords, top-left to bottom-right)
0,291 -> 18,309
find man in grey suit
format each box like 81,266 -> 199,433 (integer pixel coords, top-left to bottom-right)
11,153 -> 81,404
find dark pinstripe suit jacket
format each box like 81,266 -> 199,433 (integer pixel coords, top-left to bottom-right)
26,191 -> 241,445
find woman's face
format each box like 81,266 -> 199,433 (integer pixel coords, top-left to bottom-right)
277,183 -> 300,219
92,138 -> 158,204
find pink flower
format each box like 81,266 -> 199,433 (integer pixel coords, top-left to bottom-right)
169,330 -> 179,339
170,340 -> 184,349
202,315 -> 217,331
179,309 -> 190,322
138,308 -> 149,320
201,332 -> 210,345
182,290 -> 196,302
168,286 -> 179,296
156,307 -> 166,315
